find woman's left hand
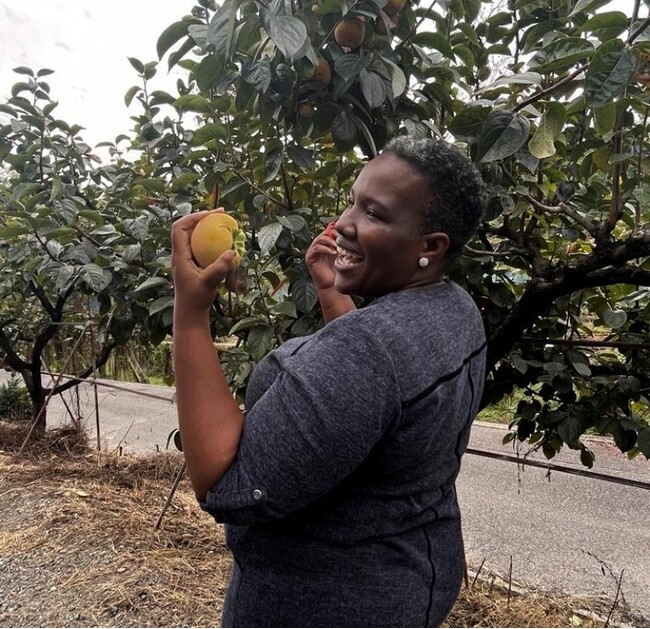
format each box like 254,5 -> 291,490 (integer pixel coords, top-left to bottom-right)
171,210 -> 238,320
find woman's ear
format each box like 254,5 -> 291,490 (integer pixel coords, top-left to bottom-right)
421,232 -> 450,262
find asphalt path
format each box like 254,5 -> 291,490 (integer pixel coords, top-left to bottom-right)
4,371 -> 650,622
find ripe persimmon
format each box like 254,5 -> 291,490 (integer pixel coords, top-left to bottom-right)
384,0 -> 407,16
312,57 -> 332,88
334,17 -> 365,49
190,213 -> 245,269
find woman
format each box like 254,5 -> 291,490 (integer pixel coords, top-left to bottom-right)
171,136 -> 486,627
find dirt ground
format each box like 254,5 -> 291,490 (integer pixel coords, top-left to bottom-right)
0,422 -> 643,628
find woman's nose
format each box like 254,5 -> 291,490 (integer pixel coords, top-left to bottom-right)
335,206 -> 355,238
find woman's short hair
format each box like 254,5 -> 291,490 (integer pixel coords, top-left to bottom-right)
383,136 -> 486,261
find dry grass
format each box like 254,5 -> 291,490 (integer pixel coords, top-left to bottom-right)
0,421 -> 643,628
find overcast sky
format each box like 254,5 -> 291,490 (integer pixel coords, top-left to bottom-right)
0,1 -> 188,151
0,0 -> 638,158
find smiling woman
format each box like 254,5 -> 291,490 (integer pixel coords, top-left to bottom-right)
0,1 -> 185,151
171,135 -> 488,627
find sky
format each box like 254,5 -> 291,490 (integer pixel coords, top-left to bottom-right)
0,0 -> 639,160
0,1 -> 190,152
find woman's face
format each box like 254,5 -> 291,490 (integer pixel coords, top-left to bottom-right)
333,152 -> 434,297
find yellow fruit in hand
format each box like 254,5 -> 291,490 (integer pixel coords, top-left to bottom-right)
190,213 -> 245,268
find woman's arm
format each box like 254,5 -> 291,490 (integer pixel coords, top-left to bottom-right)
171,210 -> 245,500
305,227 -> 356,322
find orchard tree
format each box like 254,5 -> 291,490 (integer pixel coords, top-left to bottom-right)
0,70 -> 176,429
141,0 -> 650,465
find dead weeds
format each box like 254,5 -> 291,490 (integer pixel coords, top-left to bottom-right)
0,421 -> 643,628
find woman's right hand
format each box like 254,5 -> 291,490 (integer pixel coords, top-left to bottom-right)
171,210 -> 238,323
305,223 -> 337,291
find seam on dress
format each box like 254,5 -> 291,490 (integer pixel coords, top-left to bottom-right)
423,524 -> 436,627
402,340 -> 486,410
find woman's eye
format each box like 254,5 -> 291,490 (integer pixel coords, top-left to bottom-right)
346,197 -> 354,207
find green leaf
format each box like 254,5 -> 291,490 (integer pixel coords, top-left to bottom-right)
246,325 -> 274,361
168,37 -> 196,71
448,106 -> 490,142
411,32 -> 455,59
557,413 -> 585,444
359,70 -> 387,109
528,102 -> 566,159
134,276 -> 172,292
257,223 -> 283,254
584,39 -> 637,108
570,0 -> 611,16
242,60 -> 273,93
128,57 -> 145,74
580,447 -> 595,468
593,101 -> 617,135
492,72 -> 542,87
601,308 -> 627,328
82,264 -> 112,292
124,85 -> 140,107
530,37 -> 595,73
157,21 -> 190,60
265,14 -> 309,59
134,178 -> 166,193
173,94 -> 212,113
207,0 -> 237,57
580,11 -> 629,39
149,296 -> 174,316
277,215 -> 307,232
171,172 -> 200,190
511,355 -> 528,374
12,66 -> 34,76
196,55 -> 223,92
383,58 -> 407,98
571,361 -> 592,377
0,223 -> 30,238
335,54 -> 371,81
476,109 -> 531,164
460,0 -> 481,22
190,123 -> 228,145
286,144 -> 315,171
229,317 -> 267,335
291,276 -> 318,313
331,111 -> 358,152
543,362 -> 566,373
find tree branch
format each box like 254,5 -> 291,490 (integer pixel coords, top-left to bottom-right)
486,260 -> 650,373
48,340 -> 118,397
0,325 -> 30,371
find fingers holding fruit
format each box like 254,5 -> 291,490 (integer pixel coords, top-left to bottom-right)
171,209 -> 246,313
190,212 -> 246,269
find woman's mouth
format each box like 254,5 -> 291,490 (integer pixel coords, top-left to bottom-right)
334,244 -> 364,271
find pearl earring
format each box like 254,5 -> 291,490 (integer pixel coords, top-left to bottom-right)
418,257 -> 429,268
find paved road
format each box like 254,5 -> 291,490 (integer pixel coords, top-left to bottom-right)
4,371 -> 650,622
458,423 -> 650,623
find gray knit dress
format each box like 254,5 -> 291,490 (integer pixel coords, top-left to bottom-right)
201,280 -> 486,627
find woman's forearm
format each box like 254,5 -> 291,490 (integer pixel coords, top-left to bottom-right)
318,287 -> 357,322
173,311 -> 244,500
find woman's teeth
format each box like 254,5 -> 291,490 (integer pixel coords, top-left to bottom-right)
336,245 -> 363,268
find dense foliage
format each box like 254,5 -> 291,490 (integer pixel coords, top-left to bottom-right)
1,0 -> 649,463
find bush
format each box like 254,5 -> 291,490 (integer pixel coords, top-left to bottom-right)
0,374 -> 33,422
